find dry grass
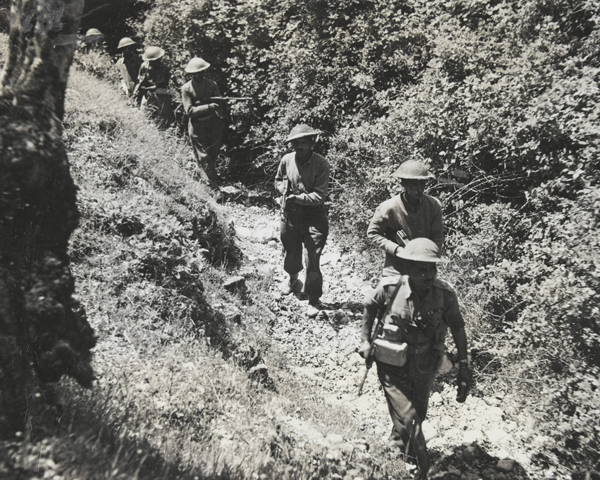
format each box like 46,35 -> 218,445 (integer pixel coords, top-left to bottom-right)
0,53 -> 390,480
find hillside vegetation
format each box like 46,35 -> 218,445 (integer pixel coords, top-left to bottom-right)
131,1 -> 600,476
0,0 -> 598,478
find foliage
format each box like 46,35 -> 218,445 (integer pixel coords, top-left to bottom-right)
72,48 -> 122,85
126,1 -> 600,475
1,62 -> 399,480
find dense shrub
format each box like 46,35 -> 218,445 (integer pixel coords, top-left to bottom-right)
126,0 -> 600,474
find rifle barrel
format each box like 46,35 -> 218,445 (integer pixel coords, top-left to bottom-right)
210,96 -> 252,101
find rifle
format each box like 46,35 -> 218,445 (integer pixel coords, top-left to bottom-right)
209,96 -> 252,101
280,175 -> 290,212
395,229 -> 408,248
357,277 -> 403,396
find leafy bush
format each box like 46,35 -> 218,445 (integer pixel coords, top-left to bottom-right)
99,0 -> 600,475
72,48 -> 122,86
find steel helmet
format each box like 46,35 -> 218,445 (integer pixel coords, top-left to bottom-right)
396,238 -> 448,263
142,46 -> 165,61
85,28 -> 102,37
286,124 -> 321,142
393,160 -> 435,180
117,37 -> 136,49
185,57 -> 210,73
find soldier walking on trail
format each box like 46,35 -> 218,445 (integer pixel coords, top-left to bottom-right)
358,238 -> 471,480
115,37 -> 142,99
79,28 -> 106,54
181,57 -> 224,191
134,46 -> 174,129
275,125 -> 330,317
367,159 -> 444,277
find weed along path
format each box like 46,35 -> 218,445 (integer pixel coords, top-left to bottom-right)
221,197 -> 537,480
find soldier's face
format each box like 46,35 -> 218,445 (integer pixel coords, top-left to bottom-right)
407,261 -> 437,291
291,137 -> 315,156
402,179 -> 426,200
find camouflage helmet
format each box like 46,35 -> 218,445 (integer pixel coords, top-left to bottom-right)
286,124 -> 321,142
396,238 -> 448,263
392,160 -> 435,180
185,57 -> 210,74
117,37 -> 136,49
85,28 -> 103,37
142,46 -> 165,61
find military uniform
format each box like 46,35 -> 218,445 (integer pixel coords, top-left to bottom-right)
363,274 -> 464,473
116,55 -> 142,97
136,60 -> 173,129
276,151 -> 330,301
367,193 -> 443,277
181,77 -> 224,188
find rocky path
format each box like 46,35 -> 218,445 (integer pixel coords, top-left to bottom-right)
223,200 -> 538,480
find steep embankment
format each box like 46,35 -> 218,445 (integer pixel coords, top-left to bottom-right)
0,60 -> 546,480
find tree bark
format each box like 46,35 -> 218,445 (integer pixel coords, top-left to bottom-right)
0,0 -> 96,437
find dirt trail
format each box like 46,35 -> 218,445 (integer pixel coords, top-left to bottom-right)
223,200 -> 537,480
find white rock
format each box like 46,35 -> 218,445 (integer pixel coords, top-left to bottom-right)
496,449 -> 511,460
462,430 -> 483,445
421,420 -> 438,442
325,433 -> 344,445
485,428 -> 509,443
489,406 -> 504,419
439,416 -> 453,429
430,392 -> 443,405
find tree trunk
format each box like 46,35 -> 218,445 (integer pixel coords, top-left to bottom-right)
0,0 -> 96,437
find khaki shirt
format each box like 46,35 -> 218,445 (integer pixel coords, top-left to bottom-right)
181,78 -> 222,123
275,152 -> 330,207
367,194 -> 444,274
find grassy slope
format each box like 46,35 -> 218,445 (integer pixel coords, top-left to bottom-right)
0,48 -> 398,480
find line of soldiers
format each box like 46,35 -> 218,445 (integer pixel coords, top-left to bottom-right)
275,128 -> 471,479
112,36 -> 224,193
108,31 -> 470,478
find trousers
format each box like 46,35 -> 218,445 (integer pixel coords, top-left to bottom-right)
189,117 -> 224,189
376,359 -> 437,474
280,204 -> 328,300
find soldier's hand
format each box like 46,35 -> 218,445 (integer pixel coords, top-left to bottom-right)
456,363 -> 472,403
208,103 -> 219,110
276,182 -> 286,194
357,341 -> 371,359
286,194 -> 297,204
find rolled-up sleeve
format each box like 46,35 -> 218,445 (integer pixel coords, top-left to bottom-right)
443,290 -> 465,330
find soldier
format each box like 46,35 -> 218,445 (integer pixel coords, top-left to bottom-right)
181,57 -> 224,191
275,125 -> 330,317
134,46 -> 173,129
367,160 -> 443,277
358,238 -> 471,480
80,28 -> 106,54
115,37 -> 142,99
